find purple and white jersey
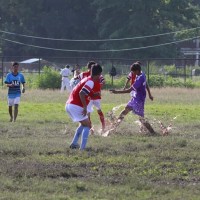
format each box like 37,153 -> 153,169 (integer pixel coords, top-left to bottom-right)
131,72 -> 146,101
127,72 -> 146,117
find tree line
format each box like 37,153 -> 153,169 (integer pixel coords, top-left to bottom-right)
0,0 -> 200,59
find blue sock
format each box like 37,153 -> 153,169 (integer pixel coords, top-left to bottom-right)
71,125 -> 84,145
80,127 -> 90,150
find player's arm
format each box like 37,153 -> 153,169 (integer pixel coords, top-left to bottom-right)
6,83 -> 14,87
123,78 -> 130,90
76,72 -> 83,80
146,82 -> 153,101
79,80 -> 94,116
22,83 -> 25,93
110,87 -> 132,94
79,91 -> 88,116
92,91 -> 101,97
4,76 -> 14,87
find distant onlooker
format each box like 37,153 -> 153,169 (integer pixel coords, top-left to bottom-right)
4,62 -> 26,122
70,64 -> 81,90
109,65 -> 117,77
60,65 -> 72,92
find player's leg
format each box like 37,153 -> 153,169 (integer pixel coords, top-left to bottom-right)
131,98 -> 155,135
102,106 -> 132,137
60,78 -> 65,92
8,98 -> 14,122
93,100 -> 105,131
87,101 -> 94,134
66,78 -> 71,92
139,117 -> 155,135
63,78 -> 67,91
66,104 -> 91,150
87,112 -> 94,134
9,106 -> 13,122
70,123 -> 84,149
79,118 -> 91,150
13,104 -> 18,122
97,109 -> 105,131
115,106 -> 131,126
13,97 -> 20,122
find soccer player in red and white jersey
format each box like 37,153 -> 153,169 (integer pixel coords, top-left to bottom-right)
78,61 -> 106,133
123,62 -> 139,90
66,63 -> 102,150
77,61 -> 96,80
87,74 -> 106,132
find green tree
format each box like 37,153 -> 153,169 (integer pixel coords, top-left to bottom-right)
0,0 -> 97,57
92,0 -> 200,58
0,0 -> 199,58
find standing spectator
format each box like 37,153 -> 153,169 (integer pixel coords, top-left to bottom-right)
109,65 -> 117,77
70,64 -> 81,90
66,63 -> 103,150
4,62 -> 25,122
109,65 -> 117,86
60,65 -> 72,92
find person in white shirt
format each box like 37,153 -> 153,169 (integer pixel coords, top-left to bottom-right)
60,65 -> 72,92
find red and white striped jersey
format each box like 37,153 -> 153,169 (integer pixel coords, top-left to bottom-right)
127,72 -> 136,85
91,75 -> 105,100
67,77 -> 94,107
78,71 -> 91,80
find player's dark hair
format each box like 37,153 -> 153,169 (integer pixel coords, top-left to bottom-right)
91,63 -> 102,76
87,61 -> 96,69
65,64 -> 70,68
135,61 -> 142,65
130,63 -> 141,72
12,62 -> 19,66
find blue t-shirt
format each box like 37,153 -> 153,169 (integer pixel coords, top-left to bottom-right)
132,72 -> 146,101
4,72 -> 26,98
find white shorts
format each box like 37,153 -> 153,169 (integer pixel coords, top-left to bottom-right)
66,104 -> 88,122
8,97 -> 20,106
130,90 -> 136,97
87,99 -> 101,113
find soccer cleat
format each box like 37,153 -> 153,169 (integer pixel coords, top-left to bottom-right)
69,144 -> 80,149
90,127 -> 95,135
139,117 -> 155,135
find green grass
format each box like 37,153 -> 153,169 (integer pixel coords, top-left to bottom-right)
0,88 -> 200,200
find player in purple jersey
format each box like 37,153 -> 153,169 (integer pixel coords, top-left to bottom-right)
110,62 -> 155,134
4,62 -> 25,122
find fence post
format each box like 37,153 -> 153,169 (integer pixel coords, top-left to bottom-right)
147,60 -> 150,84
111,60 -> 114,86
1,57 -> 4,87
39,58 -> 41,75
184,59 -> 186,84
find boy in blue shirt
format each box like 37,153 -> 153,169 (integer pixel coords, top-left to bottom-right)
4,62 -> 25,122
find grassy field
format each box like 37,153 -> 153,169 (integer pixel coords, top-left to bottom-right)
0,88 -> 200,200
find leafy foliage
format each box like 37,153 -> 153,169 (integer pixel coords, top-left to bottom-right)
0,0 -> 200,58
35,66 -> 60,89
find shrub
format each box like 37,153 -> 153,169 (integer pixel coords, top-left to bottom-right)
25,73 -> 39,89
104,74 -> 127,89
35,66 -> 60,89
148,75 -> 165,87
165,77 -> 184,87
